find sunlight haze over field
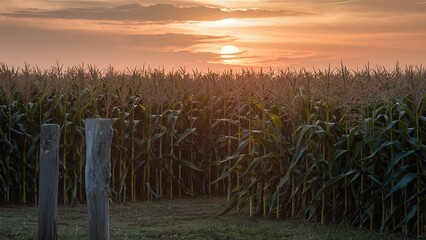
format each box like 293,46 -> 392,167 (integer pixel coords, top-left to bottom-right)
0,0 -> 425,70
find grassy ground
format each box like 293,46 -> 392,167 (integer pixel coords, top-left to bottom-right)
0,197 -> 407,240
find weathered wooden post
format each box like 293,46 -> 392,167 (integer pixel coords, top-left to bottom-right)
85,118 -> 113,240
38,124 -> 60,240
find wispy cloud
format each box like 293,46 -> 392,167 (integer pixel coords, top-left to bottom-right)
2,3 -> 308,22
127,33 -> 234,50
321,0 -> 426,12
322,0 -> 360,6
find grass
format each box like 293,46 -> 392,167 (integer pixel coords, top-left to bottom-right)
0,197 -> 401,240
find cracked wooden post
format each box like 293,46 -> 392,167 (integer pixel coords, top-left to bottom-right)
37,124 -> 60,240
85,118 -> 113,240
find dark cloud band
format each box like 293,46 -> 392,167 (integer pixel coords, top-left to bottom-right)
2,3 -> 308,22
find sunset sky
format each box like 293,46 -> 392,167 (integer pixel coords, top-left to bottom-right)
0,0 -> 425,70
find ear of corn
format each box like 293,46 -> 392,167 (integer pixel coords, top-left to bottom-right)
0,63 -> 425,236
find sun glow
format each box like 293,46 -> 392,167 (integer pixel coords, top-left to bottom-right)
219,45 -> 241,65
198,18 -> 252,28
220,45 -> 240,57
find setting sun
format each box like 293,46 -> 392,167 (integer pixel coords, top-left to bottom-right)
220,45 -> 240,57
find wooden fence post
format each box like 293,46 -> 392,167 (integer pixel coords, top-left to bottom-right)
38,124 -> 60,240
85,118 -> 113,240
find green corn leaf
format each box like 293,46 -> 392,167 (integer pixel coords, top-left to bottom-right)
219,194 -> 239,216
385,150 -> 416,175
269,113 -> 281,130
386,173 -> 417,198
332,149 -> 348,161
174,128 -> 196,146
242,152 -> 284,177
177,158 -> 204,172
394,205 -> 417,231
277,142 -> 308,189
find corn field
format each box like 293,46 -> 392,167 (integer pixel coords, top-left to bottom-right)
0,63 -> 425,236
